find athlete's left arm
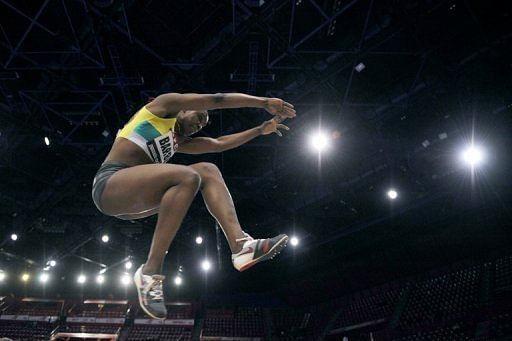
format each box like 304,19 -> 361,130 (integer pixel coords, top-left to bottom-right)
177,118 -> 289,154
147,93 -> 296,118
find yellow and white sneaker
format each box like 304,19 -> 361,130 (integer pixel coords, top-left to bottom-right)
232,233 -> 289,272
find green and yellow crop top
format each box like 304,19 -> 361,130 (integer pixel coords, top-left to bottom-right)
117,106 -> 180,163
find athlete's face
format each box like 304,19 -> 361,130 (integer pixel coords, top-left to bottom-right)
178,110 -> 209,136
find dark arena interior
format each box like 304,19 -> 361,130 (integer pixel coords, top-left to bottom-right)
0,0 -> 511,340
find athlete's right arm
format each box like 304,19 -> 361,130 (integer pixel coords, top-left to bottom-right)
177,117 -> 289,154
146,93 -> 296,118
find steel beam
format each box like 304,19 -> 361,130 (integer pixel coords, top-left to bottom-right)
0,0 -> 56,36
3,0 -> 50,68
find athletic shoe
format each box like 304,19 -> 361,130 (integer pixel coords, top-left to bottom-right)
232,233 -> 289,272
133,264 -> 167,320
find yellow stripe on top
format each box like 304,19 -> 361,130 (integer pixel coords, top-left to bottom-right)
116,106 -> 180,163
117,106 -> 177,139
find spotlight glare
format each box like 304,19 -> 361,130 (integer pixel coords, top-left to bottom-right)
39,273 -> 49,283
49,260 -> 57,267
121,273 -> 131,286
461,146 -> 484,166
96,274 -> 105,284
10,233 -> 18,241
21,273 -> 30,282
101,234 -> 109,243
125,261 -> 133,270
201,260 -> 211,271
387,189 -> 398,200
77,274 -> 86,284
174,276 -> 183,286
309,132 -> 329,152
290,236 -> 299,246
0,272 -> 5,281
195,236 -> 203,244
44,137 -> 50,146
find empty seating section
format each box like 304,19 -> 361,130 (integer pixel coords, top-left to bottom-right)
2,255 -> 512,339
303,303 -> 335,337
332,287 -> 403,329
0,320 -> 56,341
62,324 -> 120,334
399,266 -> 481,328
97,304 -> 128,318
272,307 -> 309,335
68,302 -> 100,317
68,302 -> 128,318
135,303 -> 194,319
270,303 -> 333,338
495,255 -> 512,290
202,307 -> 264,337
167,304 -> 194,319
126,325 -> 192,340
392,324 -> 471,341
489,313 -> 512,339
3,299 -> 62,316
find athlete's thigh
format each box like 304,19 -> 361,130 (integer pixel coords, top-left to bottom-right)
100,163 -> 197,216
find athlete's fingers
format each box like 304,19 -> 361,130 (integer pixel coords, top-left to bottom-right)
274,116 -> 286,123
285,107 -> 296,117
283,101 -> 294,109
275,130 -> 283,137
277,124 -> 290,130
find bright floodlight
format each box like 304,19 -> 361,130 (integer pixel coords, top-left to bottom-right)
21,273 -> 30,282
77,274 -> 86,284
125,261 -> 133,270
96,274 -> 105,284
44,137 -> 50,146
387,189 -> 398,200
201,260 -> 211,272
0,272 -> 5,281
290,236 -> 299,246
174,276 -> 183,286
461,146 -> 484,167
39,273 -> 49,283
309,132 -> 329,152
49,260 -> 57,267
101,234 -> 109,243
10,233 -> 18,241
195,236 -> 203,244
121,273 -> 131,286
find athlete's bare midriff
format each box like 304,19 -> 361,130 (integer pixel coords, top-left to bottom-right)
104,137 -> 154,166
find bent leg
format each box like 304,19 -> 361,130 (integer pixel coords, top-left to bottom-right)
189,162 -> 246,253
144,173 -> 201,273
100,164 -> 201,274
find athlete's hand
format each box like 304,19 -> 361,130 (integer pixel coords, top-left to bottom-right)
259,117 -> 290,137
263,98 -> 296,118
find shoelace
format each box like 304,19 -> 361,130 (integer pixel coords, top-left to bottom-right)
146,275 -> 165,302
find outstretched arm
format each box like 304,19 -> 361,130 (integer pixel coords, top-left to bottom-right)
177,117 -> 290,154
146,93 -> 295,118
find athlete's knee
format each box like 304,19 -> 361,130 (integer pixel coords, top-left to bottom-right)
193,162 -> 222,180
180,169 -> 202,189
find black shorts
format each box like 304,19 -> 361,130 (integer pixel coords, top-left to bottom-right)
91,161 -> 129,214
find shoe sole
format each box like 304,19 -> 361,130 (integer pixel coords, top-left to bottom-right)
238,235 -> 289,272
133,270 -> 166,320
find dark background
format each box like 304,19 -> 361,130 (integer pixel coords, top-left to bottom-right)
0,0 -> 510,306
